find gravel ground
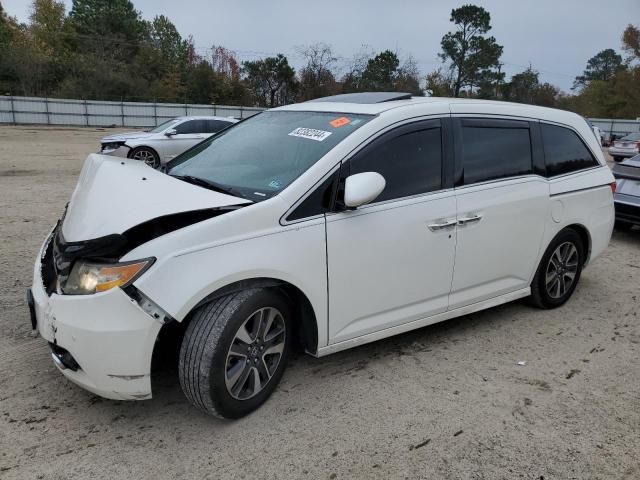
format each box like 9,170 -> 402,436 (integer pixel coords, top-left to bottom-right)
0,126 -> 638,480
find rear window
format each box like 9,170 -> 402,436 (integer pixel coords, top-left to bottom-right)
541,124 -> 599,177
620,133 -> 640,141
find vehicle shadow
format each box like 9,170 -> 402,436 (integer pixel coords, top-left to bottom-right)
147,298 -> 532,419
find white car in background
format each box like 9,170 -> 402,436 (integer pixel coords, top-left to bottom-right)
608,132 -> 640,162
99,116 -> 238,168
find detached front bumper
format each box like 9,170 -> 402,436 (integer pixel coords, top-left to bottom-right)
30,233 -> 162,400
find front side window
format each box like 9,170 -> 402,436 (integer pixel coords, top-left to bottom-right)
175,120 -> 204,134
168,111 -> 373,201
541,123 -> 599,176
460,122 -> 532,185
348,123 -> 443,203
148,118 -> 179,133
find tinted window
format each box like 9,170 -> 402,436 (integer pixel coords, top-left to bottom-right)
541,124 -> 599,176
461,126 -> 532,184
205,120 -> 233,133
350,126 -> 442,202
287,171 -> 337,221
175,120 -> 203,134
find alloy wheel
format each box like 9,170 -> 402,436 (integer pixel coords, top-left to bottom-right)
225,307 -> 286,400
132,149 -> 159,168
545,241 -> 579,299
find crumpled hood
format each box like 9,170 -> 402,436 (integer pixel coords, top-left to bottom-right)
61,154 -> 251,242
101,131 -> 155,143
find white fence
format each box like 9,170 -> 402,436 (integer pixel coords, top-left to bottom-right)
589,118 -> 640,140
0,96 -> 264,127
1,96 -> 638,139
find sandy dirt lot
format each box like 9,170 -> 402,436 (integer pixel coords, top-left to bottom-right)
0,125 -> 638,479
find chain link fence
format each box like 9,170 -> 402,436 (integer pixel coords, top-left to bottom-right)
0,96 -> 264,128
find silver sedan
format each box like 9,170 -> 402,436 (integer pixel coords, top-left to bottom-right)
99,116 -> 238,168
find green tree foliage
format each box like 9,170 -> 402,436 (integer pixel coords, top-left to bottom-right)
0,0 -> 636,116
342,49 -> 422,95
500,67 -> 560,107
242,54 -> 297,107
573,49 -> 625,90
439,4 -> 503,97
425,68 -> 453,97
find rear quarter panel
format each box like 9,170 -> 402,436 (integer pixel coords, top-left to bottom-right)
546,167 -> 614,266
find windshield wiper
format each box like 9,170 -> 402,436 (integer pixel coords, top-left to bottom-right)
171,175 -> 245,199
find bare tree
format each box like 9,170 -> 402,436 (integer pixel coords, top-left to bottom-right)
296,42 -> 338,100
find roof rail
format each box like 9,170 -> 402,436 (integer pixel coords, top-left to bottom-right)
307,92 -> 412,104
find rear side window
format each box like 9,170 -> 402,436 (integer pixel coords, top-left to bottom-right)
541,124 -> 599,176
459,121 -> 532,185
349,123 -> 442,202
205,120 -> 233,133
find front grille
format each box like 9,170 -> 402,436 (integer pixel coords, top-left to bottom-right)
41,231 -> 57,295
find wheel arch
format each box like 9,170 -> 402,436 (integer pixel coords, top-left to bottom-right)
127,144 -> 160,160
153,277 -> 320,360
564,223 -> 592,265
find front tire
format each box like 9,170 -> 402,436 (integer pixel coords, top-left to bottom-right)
529,229 -> 584,309
613,156 -> 623,162
179,288 -> 292,419
128,146 -> 160,169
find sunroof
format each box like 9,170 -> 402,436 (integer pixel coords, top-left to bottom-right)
307,92 -> 413,104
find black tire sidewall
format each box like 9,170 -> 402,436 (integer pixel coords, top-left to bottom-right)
207,289 -> 293,419
534,230 -> 584,308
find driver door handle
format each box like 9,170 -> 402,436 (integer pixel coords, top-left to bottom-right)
427,219 -> 457,231
458,214 -> 483,225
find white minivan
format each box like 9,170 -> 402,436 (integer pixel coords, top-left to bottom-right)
28,93 -> 615,418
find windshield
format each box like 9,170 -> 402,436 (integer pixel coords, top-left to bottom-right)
148,118 -> 179,133
167,111 -> 373,201
620,133 -> 640,141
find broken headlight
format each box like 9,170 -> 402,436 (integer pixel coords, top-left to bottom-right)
101,141 -> 126,153
62,258 -> 154,295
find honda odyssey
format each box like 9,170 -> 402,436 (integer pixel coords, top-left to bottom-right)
28,92 -> 615,418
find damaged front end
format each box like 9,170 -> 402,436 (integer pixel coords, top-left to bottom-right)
30,154 -> 251,400
42,206 -> 240,297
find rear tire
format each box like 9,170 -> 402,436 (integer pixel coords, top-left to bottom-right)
529,229 -> 584,309
613,156 -> 623,162
178,288 -> 292,419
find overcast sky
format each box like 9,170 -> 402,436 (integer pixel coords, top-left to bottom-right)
3,0 -> 638,91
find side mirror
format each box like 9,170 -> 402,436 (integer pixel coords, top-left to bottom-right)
165,128 -> 177,137
343,172 -> 386,208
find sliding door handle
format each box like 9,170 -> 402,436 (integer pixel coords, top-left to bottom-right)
427,219 -> 457,231
458,214 -> 483,225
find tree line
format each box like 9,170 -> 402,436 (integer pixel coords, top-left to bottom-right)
0,0 -> 638,119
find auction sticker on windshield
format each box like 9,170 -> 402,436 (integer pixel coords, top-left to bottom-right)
288,127 -> 332,142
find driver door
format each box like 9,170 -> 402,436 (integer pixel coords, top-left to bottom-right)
326,119 -> 457,344
162,119 -> 207,160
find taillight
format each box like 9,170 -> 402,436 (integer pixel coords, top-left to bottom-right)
636,141 -> 640,150
610,181 -> 617,194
